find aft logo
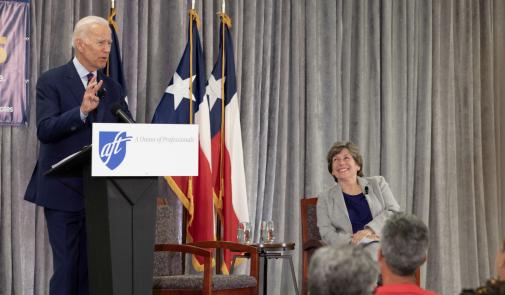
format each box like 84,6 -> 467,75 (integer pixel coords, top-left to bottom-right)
99,131 -> 133,170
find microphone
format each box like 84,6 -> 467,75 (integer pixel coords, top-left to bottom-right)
364,186 -> 369,195
111,103 -> 135,123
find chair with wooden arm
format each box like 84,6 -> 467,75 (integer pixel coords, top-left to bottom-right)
153,240 -> 258,295
299,197 -> 421,290
300,197 -> 326,295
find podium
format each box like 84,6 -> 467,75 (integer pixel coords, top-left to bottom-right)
45,123 -> 198,295
83,164 -> 157,295
46,146 -> 157,295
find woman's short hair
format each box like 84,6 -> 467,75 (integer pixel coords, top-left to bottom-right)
72,16 -> 109,48
326,141 -> 364,181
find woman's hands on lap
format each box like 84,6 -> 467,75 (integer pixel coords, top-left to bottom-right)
351,228 -> 379,245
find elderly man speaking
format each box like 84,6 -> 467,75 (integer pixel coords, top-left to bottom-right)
24,16 -> 132,295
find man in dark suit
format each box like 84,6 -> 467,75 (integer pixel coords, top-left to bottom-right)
24,15 -> 131,295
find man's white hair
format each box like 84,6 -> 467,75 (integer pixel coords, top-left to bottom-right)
72,16 -> 109,48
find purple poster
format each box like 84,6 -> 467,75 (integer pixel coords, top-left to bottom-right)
0,0 -> 29,125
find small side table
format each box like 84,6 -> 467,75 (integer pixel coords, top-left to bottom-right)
230,242 -> 299,295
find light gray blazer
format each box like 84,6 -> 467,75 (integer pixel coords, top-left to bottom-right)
316,176 -> 400,247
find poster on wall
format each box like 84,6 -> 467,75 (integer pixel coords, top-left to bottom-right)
0,0 -> 30,126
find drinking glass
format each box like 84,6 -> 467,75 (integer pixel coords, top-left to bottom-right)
260,220 -> 275,243
237,222 -> 252,244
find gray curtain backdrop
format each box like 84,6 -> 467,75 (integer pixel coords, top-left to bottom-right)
1,0 -> 504,294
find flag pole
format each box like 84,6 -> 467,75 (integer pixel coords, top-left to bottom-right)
188,11 -> 194,220
106,1 -> 117,77
215,1 -> 226,274
186,6 -> 200,248
217,0 -> 232,235
189,16 -> 194,124
218,0 -> 226,226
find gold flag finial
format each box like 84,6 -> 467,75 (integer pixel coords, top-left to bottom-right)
108,7 -> 119,32
217,11 -> 232,27
188,9 -> 201,28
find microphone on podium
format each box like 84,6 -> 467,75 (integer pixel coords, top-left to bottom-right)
111,103 -> 135,123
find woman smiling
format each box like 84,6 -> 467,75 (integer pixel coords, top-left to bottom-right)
316,142 -> 400,258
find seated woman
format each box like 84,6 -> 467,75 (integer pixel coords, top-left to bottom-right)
316,142 -> 400,259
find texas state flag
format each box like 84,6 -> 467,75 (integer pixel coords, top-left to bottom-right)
152,14 -> 215,271
206,16 -> 249,273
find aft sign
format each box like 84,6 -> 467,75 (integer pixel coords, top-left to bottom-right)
92,123 -> 198,177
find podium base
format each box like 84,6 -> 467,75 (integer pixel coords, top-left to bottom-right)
84,166 -> 157,295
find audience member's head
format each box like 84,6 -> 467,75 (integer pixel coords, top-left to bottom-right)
459,240 -> 505,295
460,278 -> 505,295
308,245 -> 378,295
496,240 -> 505,280
379,212 -> 429,281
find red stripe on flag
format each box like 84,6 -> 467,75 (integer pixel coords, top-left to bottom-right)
221,146 -> 240,272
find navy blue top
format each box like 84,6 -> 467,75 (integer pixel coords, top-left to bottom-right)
342,192 -> 373,233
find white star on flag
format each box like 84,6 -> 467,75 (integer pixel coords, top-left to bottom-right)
206,74 -> 225,110
165,72 -> 197,110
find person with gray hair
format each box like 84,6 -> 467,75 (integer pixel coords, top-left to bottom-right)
308,245 -> 379,295
375,213 -> 438,295
24,15 -> 132,295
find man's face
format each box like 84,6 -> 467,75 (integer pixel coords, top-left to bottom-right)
75,23 -> 112,72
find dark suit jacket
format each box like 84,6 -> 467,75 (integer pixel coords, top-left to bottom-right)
24,60 -> 131,211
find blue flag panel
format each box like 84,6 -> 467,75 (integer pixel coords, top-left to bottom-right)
152,21 -> 206,124
105,8 -> 127,95
208,23 -> 237,136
